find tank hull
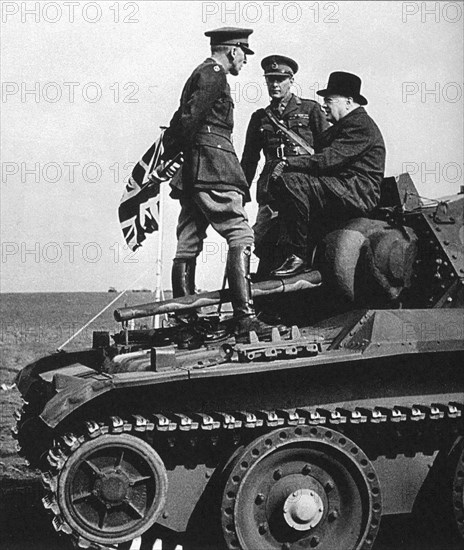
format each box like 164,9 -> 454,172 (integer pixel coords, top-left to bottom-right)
14,307 -> 464,548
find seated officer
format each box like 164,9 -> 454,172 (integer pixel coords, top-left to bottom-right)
270,71 -> 386,277
241,55 -> 328,279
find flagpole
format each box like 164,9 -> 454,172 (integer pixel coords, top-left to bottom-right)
153,181 -> 165,328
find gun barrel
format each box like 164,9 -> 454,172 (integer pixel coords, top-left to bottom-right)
114,271 -> 322,322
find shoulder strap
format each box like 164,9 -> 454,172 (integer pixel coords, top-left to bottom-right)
265,106 -> 314,156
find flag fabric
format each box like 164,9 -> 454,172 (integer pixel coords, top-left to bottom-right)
119,131 -> 180,251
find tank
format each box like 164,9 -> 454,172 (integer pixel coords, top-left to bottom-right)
14,173 -> 464,550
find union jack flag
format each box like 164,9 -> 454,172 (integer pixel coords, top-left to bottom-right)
118,132 -> 182,251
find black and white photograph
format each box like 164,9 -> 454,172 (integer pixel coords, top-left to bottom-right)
1,1 -> 463,549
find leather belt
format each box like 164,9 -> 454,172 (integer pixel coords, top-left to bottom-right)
284,145 -> 311,157
198,125 -> 232,139
265,146 -> 311,160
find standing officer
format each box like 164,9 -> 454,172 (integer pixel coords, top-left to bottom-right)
161,28 -> 278,341
241,55 -> 329,278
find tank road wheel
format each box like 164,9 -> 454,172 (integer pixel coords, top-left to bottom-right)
56,434 -> 168,547
452,439 -> 464,539
221,426 -> 381,550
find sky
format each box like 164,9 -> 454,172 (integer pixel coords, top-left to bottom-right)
1,0 -> 463,292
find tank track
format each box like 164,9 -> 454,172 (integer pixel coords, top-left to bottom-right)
14,400 -> 464,550
12,400 -> 53,468
35,400 -> 464,549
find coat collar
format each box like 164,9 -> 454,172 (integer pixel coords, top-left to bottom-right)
203,57 -> 225,71
328,106 -> 366,130
281,94 -> 301,116
270,93 -> 301,117
340,105 -> 366,122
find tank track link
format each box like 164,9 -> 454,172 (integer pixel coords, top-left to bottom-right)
28,400 -> 463,550
11,399 -> 52,468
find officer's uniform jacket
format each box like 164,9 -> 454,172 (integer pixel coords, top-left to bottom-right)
163,58 -> 248,197
286,106 -> 386,213
241,94 -> 329,204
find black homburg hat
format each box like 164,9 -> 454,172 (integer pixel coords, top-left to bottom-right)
205,27 -> 254,55
317,71 -> 368,105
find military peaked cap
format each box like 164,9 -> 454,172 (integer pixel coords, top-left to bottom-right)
205,27 -> 254,55
317,71 -> 368,105
261,55 -> 298,77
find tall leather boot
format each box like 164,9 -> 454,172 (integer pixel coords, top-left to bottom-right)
227,245 -> 284,342
172,258 -> 196,297
171,258 -> 198,324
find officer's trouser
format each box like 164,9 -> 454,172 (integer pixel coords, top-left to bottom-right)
271,172 -> 366,259
253,205 -> 278,256
175,190 -> 254,259
252,204 -> 284,280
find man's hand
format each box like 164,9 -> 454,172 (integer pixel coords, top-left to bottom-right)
163,156 -> 183,179
148,156 -> 184,184
270,159 -> 287,181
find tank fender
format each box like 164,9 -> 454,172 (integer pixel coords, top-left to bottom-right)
15,348 -> 108,397
39,375 -> 114,428
39,367 -> 191,429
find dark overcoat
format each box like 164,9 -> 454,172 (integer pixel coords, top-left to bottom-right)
162,58 -> 248,197
286,106 -> 386,213
240,95 -> 329,204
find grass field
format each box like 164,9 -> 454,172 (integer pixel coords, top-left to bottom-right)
0,291 -> 157,478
